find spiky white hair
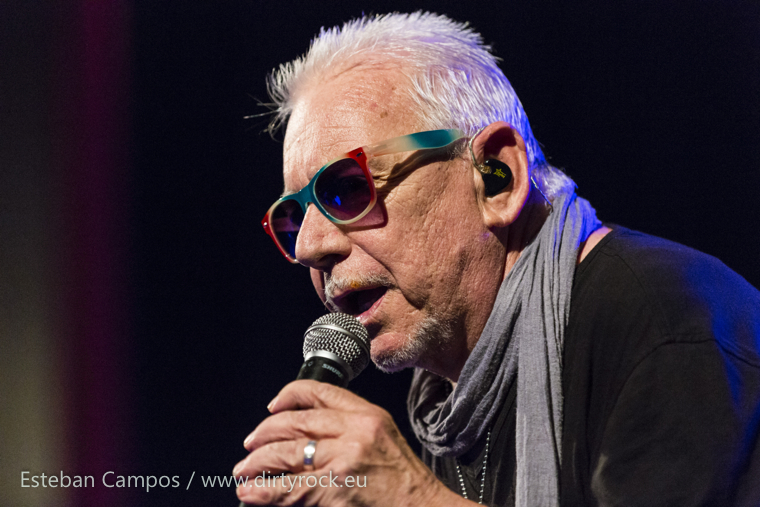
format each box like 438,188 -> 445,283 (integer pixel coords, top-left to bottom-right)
267,12 -> 575,198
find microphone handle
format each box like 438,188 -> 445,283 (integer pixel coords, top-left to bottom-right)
296,353 -> 350,387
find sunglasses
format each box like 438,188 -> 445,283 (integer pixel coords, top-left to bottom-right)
262,129 -> 465,263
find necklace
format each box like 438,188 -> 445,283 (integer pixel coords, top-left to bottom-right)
455,430 -> 490,504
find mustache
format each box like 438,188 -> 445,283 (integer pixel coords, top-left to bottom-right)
324,272 -> 394,312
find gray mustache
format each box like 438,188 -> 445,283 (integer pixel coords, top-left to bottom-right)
324,273 -> 393,311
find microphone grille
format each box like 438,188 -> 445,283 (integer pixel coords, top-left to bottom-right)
303,313 -> 370,380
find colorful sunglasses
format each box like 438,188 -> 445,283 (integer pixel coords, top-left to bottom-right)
262,129 -> 465,263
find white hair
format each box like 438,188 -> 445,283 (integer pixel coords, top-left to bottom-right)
267,11 -> 575,198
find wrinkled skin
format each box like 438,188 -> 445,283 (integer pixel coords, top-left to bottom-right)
234,380 -> 459,506
235,64 -> 542,506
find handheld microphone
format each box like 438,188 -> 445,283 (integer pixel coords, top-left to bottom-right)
237,313 -> 369,507
296,312 -> 370,387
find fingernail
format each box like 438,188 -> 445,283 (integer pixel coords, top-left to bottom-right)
267,396 -> 278,412
243,431 -> 255,447
232,461 -> 243,476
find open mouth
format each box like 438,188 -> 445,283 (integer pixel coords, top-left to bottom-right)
334,286 -> 388,316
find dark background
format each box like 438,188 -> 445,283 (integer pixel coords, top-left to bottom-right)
3,1 -> 759,506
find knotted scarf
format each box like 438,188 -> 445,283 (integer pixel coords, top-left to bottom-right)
408,190 -> 601,506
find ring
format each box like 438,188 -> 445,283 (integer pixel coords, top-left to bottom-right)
303,440 -> 317,470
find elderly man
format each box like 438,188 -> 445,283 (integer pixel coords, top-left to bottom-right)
234,12 -> 760,507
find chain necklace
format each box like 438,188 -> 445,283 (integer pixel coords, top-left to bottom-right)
455,430 -> 490,504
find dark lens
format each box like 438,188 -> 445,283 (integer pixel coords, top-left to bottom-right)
270,200 -> 304,259
314,158 -> 372,221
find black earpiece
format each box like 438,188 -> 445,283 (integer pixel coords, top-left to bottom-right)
481,159 -> 513,196
467,127 -> 513,197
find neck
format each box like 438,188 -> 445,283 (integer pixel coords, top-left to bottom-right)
440,193 -> 606,382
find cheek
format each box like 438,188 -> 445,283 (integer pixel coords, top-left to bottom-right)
359,197 -> 463,294
373,173 -> 476,262
363,201 -> 433,265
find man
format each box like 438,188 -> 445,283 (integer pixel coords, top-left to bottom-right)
234,13 -> 760,506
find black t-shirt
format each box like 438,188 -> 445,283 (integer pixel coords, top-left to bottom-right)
421,227 -> 760,506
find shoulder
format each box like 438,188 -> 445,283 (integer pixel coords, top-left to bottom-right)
572,226 -> 760,366
562,227 -> 760,505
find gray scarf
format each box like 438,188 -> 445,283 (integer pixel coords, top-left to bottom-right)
407,191 -> 601,506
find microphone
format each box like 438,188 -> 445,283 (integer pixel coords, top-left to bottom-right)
296,312 -> 370,387
237,313 -> 369,507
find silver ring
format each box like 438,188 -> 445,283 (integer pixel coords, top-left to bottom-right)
303,440 -> 317,470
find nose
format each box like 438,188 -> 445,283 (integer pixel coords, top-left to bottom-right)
295,204 -> 352,270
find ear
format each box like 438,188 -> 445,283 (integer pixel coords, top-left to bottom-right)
471,122 -> 531,229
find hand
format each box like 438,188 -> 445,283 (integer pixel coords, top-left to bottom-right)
233,380 -> 468,506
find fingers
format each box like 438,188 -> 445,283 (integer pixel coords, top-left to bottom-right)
244,408 -> 351,451
268,379 -> 366,414
234,380 -> 403,506
235,470 -> 309,506
234,438 -> 351,506
234,437 -> 339,479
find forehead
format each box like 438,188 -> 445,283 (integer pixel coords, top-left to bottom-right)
282,66 -> 421,192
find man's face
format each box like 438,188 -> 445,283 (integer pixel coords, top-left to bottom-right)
282,66 -> 504,378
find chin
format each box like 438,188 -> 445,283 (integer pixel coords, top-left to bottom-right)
372,348 -> 414,374
369,334 -> 415,373
370,315 -> 454,374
